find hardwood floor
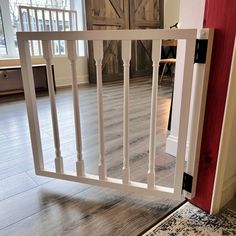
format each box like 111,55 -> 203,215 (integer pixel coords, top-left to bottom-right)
0,77 -> 182,236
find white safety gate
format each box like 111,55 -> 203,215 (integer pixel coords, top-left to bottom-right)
19,5 -> 78,55
17,29 -> 213,200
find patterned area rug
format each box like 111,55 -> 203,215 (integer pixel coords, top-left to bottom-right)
142,202 -> 236,236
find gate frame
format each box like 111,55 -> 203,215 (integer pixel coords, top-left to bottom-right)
17,28 -> 213,200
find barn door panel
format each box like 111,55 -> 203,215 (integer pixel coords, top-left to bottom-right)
86,0 -> 129,82
130,0 -> 164,77
85,0 -> 164,82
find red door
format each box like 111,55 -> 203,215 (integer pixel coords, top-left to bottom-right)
191,0 -> 236,212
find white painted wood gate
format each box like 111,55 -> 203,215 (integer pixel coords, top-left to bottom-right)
19,5 -> 78,55
17,29 -> 213,200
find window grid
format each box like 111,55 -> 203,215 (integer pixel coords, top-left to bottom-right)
19,5 -> 78,56
0,7 -> 7,55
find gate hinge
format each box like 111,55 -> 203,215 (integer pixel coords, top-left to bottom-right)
194,39 -> 208,63
182,172 -> 193,193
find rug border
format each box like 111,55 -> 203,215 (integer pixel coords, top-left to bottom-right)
139,200 -> 187,236
142,201 -> 190,236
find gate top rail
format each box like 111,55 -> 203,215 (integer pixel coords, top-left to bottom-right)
19,5 -> 77,14
17,29 -> 197,41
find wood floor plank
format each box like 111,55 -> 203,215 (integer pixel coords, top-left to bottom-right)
0,187 -> 180,236
0,78 -> 180,236
0,172 -> 37,201
0,180 -> 91,230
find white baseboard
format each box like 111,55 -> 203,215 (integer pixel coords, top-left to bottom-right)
166,135 -> 178,157
55,75 -> 89,87
221,174 -> 236,208
165,134 -> 189,161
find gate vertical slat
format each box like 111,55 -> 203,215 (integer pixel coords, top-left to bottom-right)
62,11 -> 66,31
49,10 -> 55,55
147,39 -> 161,189
26,8 -> 34,56
34,9 -> 42,55
49,10 -> 53,31
93,40 -> 107,180
174,38 -> 196,197
18,39 -> 44,172
42,9 -> 46,31
67,40 -> 85,176
122,40 -> 131,184
75,12 -> 78,31
19,7 -> 24,31
69,12 -> 73,30
42,40 -> 64,173
56,11 -> 61,55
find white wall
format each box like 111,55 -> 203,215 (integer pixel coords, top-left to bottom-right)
178,1 -> 205,28
211,37 -> 236,214
164,0 -> 180,28
52,57 -> 88,86
166,0 -> 206,156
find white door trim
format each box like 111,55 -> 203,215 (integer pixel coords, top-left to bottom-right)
211,36 -> 236,214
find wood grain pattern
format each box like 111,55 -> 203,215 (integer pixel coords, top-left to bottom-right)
191,0 -> 236,212
85,0 -> 129,82
130,0 -> 164,78
85,0 -> 164,82
0,78 -> 181,235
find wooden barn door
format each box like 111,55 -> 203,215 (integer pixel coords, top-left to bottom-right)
85,0 -> 129,82
85,0 -> 163,83
129,0 -> 163,77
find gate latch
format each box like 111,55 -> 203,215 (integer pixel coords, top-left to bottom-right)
182,172 -> 193,193
194,39 -> 208,64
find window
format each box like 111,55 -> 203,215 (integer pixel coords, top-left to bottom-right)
0,0 -> 85,58
10,0 -> 70,55
0,8 -> 7,55
18,5 -> 78,55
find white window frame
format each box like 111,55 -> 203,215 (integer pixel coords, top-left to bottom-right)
0,0 -> 17,57
0,0 -> 86,58
19,5 -> 78,56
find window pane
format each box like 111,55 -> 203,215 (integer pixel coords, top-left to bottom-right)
0,8 -> 7,55
8,0 -> 71,55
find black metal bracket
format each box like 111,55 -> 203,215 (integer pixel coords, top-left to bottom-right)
194,39 -> 208,64
182,172 -> 193,193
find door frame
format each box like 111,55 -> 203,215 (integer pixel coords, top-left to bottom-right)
190,0 -> 236,213
211,36 -> 236,214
